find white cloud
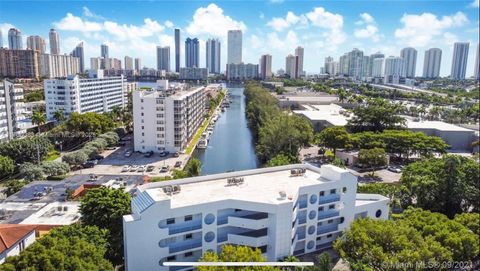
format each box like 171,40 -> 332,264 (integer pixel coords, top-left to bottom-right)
469,0 -> 479,8
266,30 -> 299,52
54,13 -> 102,32
82,7 -> 105,20
0,23 -> 15,47
103,18 -> 164,41
305,7 -> 343,30
186,3 -> 246,38
267,11 -> 306,32
269,0 -> 284,3
354,13 -> 380,42
394,12 -> 468,47
164,20 -> 174,29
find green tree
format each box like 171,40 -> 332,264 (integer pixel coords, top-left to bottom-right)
315,127 -> 351,155
52,108 -> 65,123
31,110 -> 47,133
400,155 -> 479,217
40,161 -> 70,176
317,252 -> 332,271
454,213 -> 480,236
267,153 -> 293,167
80,187 -> 131,264
0,136 -> 52,164
65,112 -> 115,135
0,224 -> 112,271
62,151 -> 88,167
5,180 -> 26,196
198,245 -> 280,271
0,155 -> 14,177
347,98 -> 406,132
185,158 -> 201,177
19,162 -> 44,181
357,148 -> 388,176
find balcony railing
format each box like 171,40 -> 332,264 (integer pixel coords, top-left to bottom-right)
169,241 -> 202,253
316,242 -> 333,250
318,194 -> 341,205
168,222 -> 202,235
318,211 -> 340,220
317,225 -> 338,235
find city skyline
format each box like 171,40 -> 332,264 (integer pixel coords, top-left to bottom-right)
0,1 -> 479,76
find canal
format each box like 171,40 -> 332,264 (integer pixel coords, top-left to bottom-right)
193,86 -> 258,175
137,82 -> 259,175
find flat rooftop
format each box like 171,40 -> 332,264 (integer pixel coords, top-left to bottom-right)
20,202 -> 80,225
136,164 -> 350,209
355,194 -> 389,206
406,119 -> 476,132
294,104 -> 349,126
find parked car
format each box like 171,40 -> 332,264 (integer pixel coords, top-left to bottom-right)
146,165 -> 155,172
124,150 -> 133,157
160,166 -> 170,173
144,151 -> 153,157
105,146 -> 116,150
130,165 -> 139,172
122,165 -> 132,172
83,159 -> 98,168
174,161 -> 182,168
93,154 -> 104,160
137,166 -> 146,172
159,151 -> 170,157
388,165 -> 402,173
173,152 -> 180,157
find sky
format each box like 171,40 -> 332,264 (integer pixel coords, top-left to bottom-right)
0,0 -> 479,76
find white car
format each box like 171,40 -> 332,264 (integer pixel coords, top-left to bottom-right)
130,165 -> 139,172
121,165 -> 131,172
137,166 -> 145,172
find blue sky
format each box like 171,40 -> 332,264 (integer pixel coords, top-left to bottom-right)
1,0 -> 479,76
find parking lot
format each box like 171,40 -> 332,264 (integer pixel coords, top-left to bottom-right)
73,141 -> 191,177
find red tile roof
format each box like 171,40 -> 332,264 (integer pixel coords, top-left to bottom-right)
0,224 -> 37,254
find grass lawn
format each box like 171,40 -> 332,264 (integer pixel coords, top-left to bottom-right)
185,118 -> 210,154
45,150 -> 61,161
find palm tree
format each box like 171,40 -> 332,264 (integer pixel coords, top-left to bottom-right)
52,109 -> 65,123
31,110 -> 47,133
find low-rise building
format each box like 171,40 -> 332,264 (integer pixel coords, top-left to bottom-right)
179,67 -> 208,80
123,164 -> 389,271
0,224 -> 37,263
294,104 -> 350,132
0,80 -> 28,142
133,82 -> 206,153
226,63 -> 259,80
44,70 -> 127,120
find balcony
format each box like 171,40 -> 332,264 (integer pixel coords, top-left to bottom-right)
317,225 -> 338,235
169,240 -> 202,254
318,194 -> 340,205
168,222 -> 202,235
316,242 -> 333,250
227,229 -> 268,247
318,210 -> 340,220
217,212 -> 268,227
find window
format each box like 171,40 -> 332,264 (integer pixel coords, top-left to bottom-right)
185,233 -> 192,240
141,126 -> 144,130
141,133 -> 144,136
19,240 -> 25,252
166,256 -> 176,261
141,112 -> 144,116
319,191 -> 325,197
185,215 -> 192,221
319,206 -> 324,212
140,99 -> 144,103
326,234 -> 332,238
375,209 -> 382,218
328,219 -> 333,224
234,209 -> 242,212
330,189 -> 336,194
184,252 -> 193,257
329,204 -> 335,210
342,187 -> 347,193
340,217 -> 345,223
316,236 -> 322,241
166,218 -> 175,225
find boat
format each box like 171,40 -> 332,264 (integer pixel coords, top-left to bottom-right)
197,138 -> 207,149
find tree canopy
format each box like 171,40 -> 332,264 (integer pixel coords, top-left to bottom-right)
0,224 -> 113,271
400,155 -> 479,218
0,155 -> 14,177
198,245 -> 280,271
79,187 -> 131,264
347,98 -> 406,132
315,127 -> 351,154
357,148 -> 388,175
0,136 -> 52,164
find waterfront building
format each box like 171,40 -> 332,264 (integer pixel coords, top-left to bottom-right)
227,30 -> 242,64
422,48 -> 442,79
123,164 -> 389,270
0,48 -> 41,79
295,46 -> 304,77
124,56 -> 134,70
400,47 -> 417,78
48,29 -> 60,55
384,56 -> 404,84
226,63 -> 259,80
175,29 -> 181,73
26,35 -> 46,53
44,70 -> 126,120
132,82 -> 206,153
135,58 -> 142,73
157,46 -> 171,72
101,44 -> 109,59
347,48 -> 364,79
90,57 -> 102,70
70,42 -> 85,72
260,54 -> 272,79
185,38 -> 199,68
450,42 -> 469,80
40,53 -> 80,78
8,28 -> 22,50
0,80 -> 27,142
338,54 -> 348,76
206,39 -> 221,74
179,67 -> 208,80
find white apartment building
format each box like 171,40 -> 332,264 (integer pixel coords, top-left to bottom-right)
123,164 -> 389,271
133,82 -> 206,153
44,70 -> 126,120
40,54 -> 80,79
0,80 -> 27,142
226,63 -> 259,80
